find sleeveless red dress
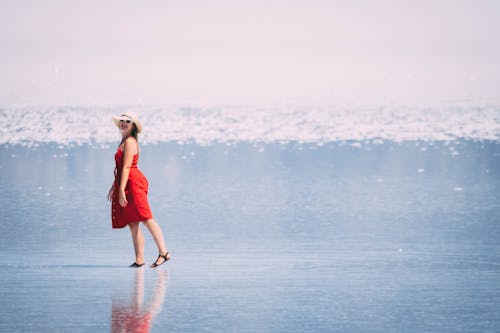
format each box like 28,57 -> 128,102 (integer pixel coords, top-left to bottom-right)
111,148 -> 153,228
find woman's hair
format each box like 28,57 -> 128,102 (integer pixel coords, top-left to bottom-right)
131,124 -> 139,141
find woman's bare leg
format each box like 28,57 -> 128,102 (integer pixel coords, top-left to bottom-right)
143,219 -> 170,262
128,222 -> 145,265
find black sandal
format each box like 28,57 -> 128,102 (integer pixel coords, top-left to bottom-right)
129,262 -> 144,268
150,252 -> 170,268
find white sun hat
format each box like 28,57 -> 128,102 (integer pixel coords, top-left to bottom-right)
112,112 -> 142,133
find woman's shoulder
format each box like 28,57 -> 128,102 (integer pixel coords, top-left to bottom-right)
124,136 -> 138,145
123,136 -> 139,153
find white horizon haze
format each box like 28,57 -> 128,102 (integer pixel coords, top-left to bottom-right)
1,0 -> 499,107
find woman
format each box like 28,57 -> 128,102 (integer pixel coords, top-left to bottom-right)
107,112 -> 170,268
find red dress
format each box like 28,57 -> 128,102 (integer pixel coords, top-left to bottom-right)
111,148 -> 153,228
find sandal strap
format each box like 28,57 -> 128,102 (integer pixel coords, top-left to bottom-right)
150,252 -> 170,267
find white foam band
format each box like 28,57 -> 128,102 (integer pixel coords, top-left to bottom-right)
1,105 -> 499,147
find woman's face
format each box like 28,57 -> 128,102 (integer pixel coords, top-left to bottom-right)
119,119 -> 134,135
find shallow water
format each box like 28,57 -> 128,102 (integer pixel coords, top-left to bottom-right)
1,141 -> 499,332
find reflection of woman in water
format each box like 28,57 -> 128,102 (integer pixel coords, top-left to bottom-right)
111,269 -> 168,333
107,112 -> 171,268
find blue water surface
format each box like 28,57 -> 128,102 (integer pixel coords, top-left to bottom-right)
0,140 -> 499,332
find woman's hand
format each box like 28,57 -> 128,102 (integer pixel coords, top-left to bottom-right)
118,189 -> 128,207
107,186 -> 114,202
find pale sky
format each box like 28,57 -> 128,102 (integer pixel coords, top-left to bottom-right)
1,0 -> 499,107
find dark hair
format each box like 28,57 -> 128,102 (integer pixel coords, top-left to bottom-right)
131,123 -> 139,141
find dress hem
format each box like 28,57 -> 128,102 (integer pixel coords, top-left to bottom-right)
112,214 -> 153,229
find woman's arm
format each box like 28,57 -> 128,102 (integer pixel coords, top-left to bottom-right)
118,138 -> 138,207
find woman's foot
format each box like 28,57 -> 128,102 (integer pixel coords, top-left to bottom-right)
150,252 -> 170,268
129,262 -> 144,268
